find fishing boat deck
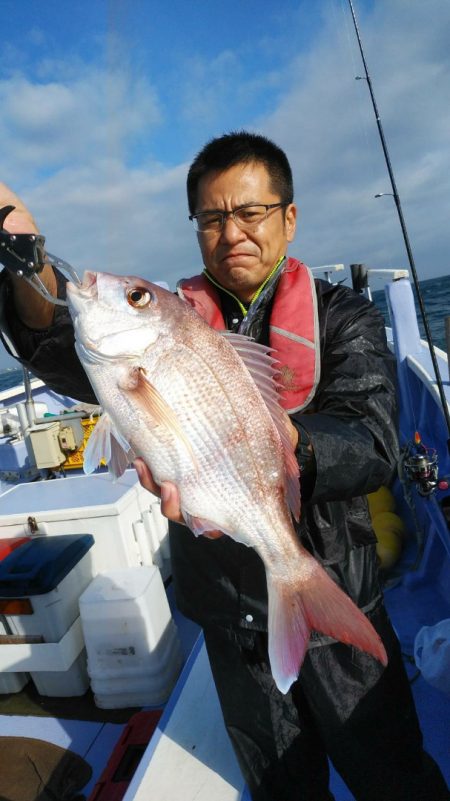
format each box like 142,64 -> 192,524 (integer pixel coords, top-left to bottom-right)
0,468 -> 448,800
0,586 -> 202,799
123,531 -> 450,801
0,574 -> 447,797
0,302 -> 449,799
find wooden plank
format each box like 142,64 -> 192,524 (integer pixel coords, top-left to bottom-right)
0,634 -> 44,644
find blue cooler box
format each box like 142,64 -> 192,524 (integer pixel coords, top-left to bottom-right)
0,534 -> 95,696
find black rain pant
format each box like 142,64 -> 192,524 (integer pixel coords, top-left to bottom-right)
203,603 -> 449,801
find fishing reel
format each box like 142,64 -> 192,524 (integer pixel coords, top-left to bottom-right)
401,433 -> 448,497
0,205 -> 80,306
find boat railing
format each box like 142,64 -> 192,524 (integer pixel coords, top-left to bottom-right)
309,263 -> 345,283
0,376 -> 45,405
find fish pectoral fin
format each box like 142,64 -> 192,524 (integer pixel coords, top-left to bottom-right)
83,411 -> 132,478
123,367 -> 199,472
109,435 -> 134,480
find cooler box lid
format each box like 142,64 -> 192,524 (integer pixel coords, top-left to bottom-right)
0,537 -> 30,561
0,534 -> 94,597
0,471 -> 141,524
80,567 -> 155,605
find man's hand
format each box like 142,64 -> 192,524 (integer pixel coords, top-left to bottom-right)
0,182 -> 57,328
0,183 -> 39,236
133,457 -> 223,539
134,458 -> 186,524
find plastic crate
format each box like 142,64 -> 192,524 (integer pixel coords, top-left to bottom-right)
63,417 -> 104,470
87,710 -> 162,801
79,567 -> 182,708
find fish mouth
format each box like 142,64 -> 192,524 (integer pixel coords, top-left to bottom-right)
80,271 -> 98,291
72,270 -> 98,296
66,271 -> 98,311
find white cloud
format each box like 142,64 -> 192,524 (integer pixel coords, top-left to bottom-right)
0,0 -> 449,316
257,0 -> 450,283
0,64 -> 162,185
20,158 -> 200,285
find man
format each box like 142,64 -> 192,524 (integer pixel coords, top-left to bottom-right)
0,132 -> 448,801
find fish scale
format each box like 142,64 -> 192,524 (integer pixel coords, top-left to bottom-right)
152,338 -> 276,517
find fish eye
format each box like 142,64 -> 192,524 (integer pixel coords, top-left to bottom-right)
126,287 -> 153,308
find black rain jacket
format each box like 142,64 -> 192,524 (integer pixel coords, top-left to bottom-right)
0,268 -> 399,638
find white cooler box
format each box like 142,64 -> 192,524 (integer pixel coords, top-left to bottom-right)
0,470 -> 169,573
0,534 -> 95,696
79,566 -> 182,708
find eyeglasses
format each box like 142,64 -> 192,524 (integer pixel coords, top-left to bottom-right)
189,202 -> 288,233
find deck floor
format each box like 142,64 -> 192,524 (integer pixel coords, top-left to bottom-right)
0,569 -> 448,800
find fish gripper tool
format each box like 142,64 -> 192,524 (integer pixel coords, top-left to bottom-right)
0,204 -> 81,307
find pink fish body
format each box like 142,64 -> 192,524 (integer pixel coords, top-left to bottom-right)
67,271 -> 387,693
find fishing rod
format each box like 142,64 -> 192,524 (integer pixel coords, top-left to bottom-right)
347,0 -> 450,454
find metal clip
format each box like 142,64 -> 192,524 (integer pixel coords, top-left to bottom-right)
0,204 -> 81,306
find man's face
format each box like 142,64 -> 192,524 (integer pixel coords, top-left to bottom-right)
194,161 -> 296,303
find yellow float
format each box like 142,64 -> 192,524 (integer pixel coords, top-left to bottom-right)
372,511 -> 406,541
367,485 -> 396,517
373,524 -> 402,569
367,487 -> 405,569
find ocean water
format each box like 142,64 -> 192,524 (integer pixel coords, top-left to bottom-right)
0,274 -> 449,392
0,365 -> 25,392
372,273 -> 450,352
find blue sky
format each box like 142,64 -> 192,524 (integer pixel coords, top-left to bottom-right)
1,0 -> 449,370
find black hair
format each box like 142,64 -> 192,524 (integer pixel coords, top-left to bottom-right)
187,130 -> 294,214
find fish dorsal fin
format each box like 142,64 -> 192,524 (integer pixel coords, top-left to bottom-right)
83,412 -> 133,479
222,332 -> 300,522
121,367 -> 199,472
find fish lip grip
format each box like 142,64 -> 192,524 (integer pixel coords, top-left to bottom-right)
0,205 -> 47,279
0,204 -> 81,306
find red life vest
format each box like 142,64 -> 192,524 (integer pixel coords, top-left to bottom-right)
177,257 -> 320,413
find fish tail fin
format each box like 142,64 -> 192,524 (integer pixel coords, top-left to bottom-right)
267,555 -> 387,695
267,575 -> 311,695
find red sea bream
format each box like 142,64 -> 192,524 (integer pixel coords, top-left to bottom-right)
66,271 -> 387,693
